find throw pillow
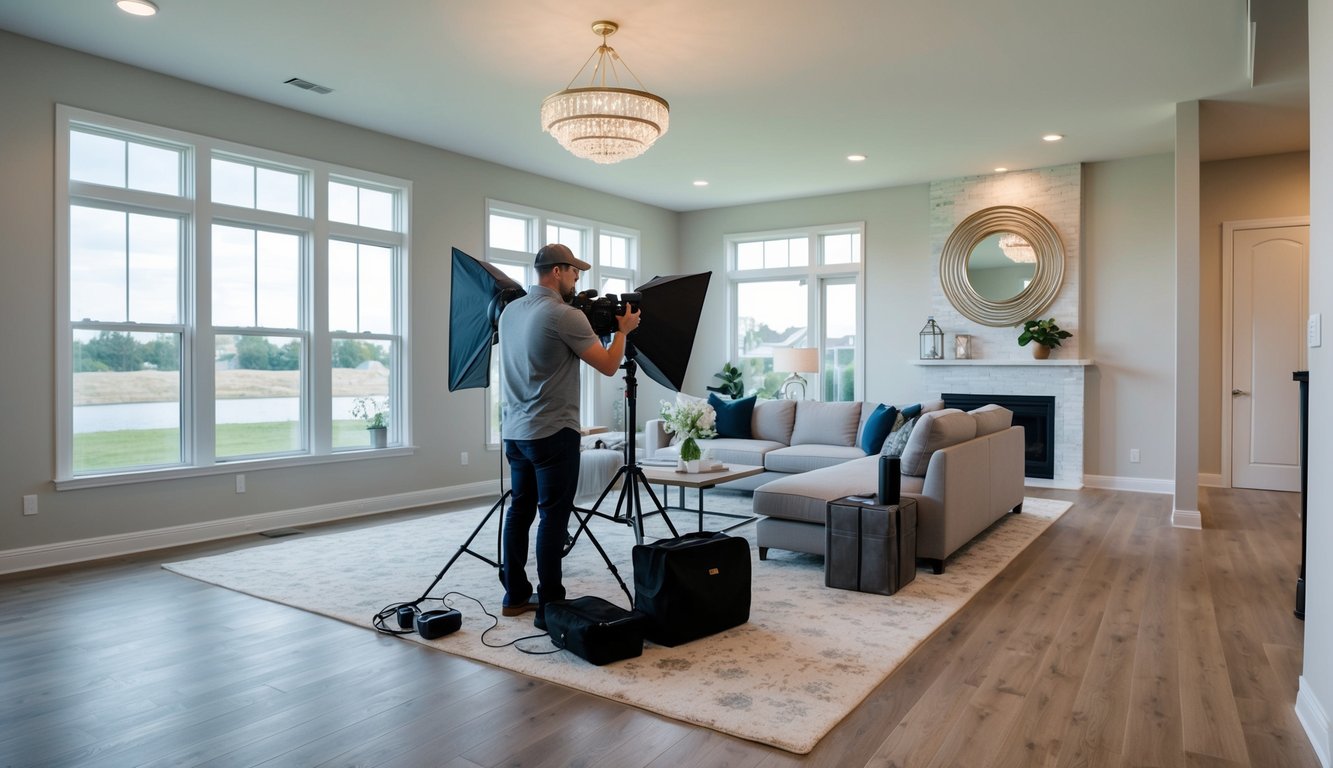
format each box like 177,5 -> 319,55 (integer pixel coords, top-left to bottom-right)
708,393 -> 755,439
898,409 -> 979,476
859,403 -> 898,455
881,415 -> 917,457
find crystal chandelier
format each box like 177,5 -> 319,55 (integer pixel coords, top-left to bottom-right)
541,21 -> 670,164
998,233 -> 1037,264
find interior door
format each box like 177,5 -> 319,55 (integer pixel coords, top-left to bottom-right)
1230,224 -> 1308,491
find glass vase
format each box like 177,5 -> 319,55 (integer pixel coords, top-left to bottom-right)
680,436 -> 701,462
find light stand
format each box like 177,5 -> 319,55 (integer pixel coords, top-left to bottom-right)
569,342 -> 680,550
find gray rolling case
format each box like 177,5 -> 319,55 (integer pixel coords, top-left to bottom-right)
825,496 -> 918,595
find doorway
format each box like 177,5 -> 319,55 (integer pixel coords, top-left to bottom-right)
1222,218 -> 1309,491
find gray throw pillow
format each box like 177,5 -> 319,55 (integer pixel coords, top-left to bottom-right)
880,415 -> 917,457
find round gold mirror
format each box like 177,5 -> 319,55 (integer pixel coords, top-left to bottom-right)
940,206 -> 1064,326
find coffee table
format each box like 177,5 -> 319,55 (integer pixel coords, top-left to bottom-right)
639,463 -> 765,532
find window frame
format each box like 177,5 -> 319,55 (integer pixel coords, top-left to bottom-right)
725,222 -> 865,401
55,105 -> 411,489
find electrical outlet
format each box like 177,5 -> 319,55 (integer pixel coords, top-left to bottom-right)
235,474 -> 246,493
1129,448 -> 1141,463
1310,313 -> 1322,348
22,494 -> 37,516
461,451 -> 469,466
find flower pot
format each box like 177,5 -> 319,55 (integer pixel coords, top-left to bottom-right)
368,426 -> 388,448
1032,344 -> 1051,360
685,459 -> 700,473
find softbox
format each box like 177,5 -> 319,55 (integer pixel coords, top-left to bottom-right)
630,272 -> 711,392
448,248 -> 526,391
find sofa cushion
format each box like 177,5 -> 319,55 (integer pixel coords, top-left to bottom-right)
790,401 -> 862,447
899,408 -> 977,476
858,403 -> 898,455
751,398 -> 796,444
709,393 -> 755,438
970,404 -> 1013,436
764,444 -> 868,473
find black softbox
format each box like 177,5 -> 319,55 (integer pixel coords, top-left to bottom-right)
629,272 -> 711,392
448,248 -> 525,392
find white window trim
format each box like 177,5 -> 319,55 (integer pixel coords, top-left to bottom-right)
55,105 -> 412,488
724,222 -> 865,401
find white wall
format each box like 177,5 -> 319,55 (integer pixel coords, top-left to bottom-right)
0,31 -> 677,559
1298,2 -> 1333,764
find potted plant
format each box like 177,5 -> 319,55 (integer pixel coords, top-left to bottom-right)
1017,318 -> 1072,360
352,396 -> 389,448
659,395 -> 717,472
706,362 -> 744,399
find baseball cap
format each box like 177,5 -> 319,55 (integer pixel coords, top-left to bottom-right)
534,243 -> 592,271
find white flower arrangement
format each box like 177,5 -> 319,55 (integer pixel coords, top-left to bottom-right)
659,395 -> 717,455
351,396 -> 389,429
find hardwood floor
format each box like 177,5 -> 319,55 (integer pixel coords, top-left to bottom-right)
0,486 -> 1318,767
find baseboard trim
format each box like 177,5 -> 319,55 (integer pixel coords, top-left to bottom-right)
1082,474 -> 1175,495
1297,676 -> 1332,768
1023,477 -> 1084,490
1171,508 -> 1203,530
0,480 -> 500,575
1198,472 -> 1227,488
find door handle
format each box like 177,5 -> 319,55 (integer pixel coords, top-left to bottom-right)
1232,389 -> 1249,396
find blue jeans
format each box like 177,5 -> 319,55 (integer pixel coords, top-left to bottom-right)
502,428 -> 581,616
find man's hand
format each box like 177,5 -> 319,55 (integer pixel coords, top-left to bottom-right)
617,304 -> 642,335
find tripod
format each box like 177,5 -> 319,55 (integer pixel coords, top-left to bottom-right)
569,344 -> 680,551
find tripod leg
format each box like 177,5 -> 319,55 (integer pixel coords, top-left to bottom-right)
572,513 -> 635,605
417,490 -> 510,602
631,468 -> 679,540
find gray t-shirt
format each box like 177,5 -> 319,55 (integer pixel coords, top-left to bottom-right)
498,285 -> 600,440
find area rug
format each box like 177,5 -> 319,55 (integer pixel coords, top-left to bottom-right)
164,494 -> 1071,754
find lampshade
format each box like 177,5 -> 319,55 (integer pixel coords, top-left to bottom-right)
773,347 -> 820,374
541,21 -> 669,165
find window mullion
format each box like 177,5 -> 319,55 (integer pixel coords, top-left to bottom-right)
310,168 -> 332,455
193,150 -> 216,466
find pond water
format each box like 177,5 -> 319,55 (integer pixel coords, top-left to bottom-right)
74,397 -> 364,433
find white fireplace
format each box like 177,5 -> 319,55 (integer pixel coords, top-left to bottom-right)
914,359 -> 1091,489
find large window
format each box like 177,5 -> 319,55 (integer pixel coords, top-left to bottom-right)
727,225 -> 863,401
57,107 -> 409,485
484,201 -> 639,445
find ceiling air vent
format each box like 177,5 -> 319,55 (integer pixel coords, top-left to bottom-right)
284,77 -> 333,95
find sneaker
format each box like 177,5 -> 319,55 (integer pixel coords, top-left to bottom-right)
501,595 -> 539,617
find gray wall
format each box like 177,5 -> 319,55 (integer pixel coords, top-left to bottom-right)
1197,151 -> 1310,478
0,31 -> 677,554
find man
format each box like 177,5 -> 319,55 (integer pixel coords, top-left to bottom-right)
497,243 -> 641,630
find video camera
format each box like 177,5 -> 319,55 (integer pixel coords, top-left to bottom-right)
569,289 -> 642,338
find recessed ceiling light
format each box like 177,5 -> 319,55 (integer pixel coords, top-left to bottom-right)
692,180 -> 709,187
116,0 -> 158,15
1042,133 -> 1064,142
994,167 -> 1009,173
846,154 -> 867,162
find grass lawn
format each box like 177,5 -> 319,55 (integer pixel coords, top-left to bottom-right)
73,421 -> 376,472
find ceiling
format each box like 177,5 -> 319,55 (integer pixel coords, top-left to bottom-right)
0,0 -> 1309,212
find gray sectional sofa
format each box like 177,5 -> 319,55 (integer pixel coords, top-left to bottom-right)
645,398 -> 1026,573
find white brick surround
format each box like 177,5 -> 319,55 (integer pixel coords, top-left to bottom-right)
922,165 -> 1087,488
916,360 -> 1089,488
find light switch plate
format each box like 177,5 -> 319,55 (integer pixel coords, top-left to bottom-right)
1310,314 -> 1322,348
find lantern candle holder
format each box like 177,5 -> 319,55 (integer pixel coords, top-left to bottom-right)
919,317 -> 944,359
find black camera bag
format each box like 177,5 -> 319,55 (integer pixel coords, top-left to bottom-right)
632,531 -> 751,647
544,596 -> 645,666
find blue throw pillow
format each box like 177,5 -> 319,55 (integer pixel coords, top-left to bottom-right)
708,393 -> 755,439
859,403 -> 898,455
899,402 -> 923,421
